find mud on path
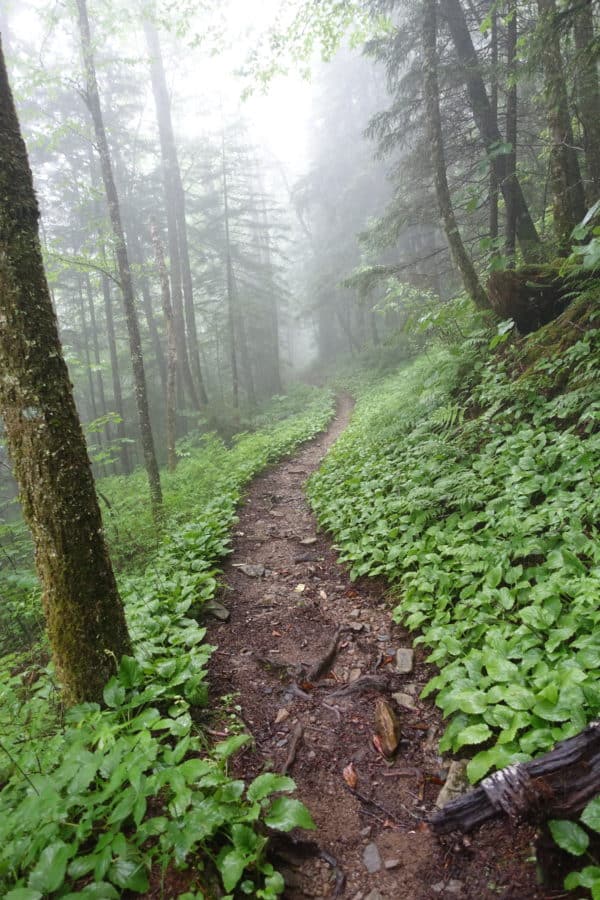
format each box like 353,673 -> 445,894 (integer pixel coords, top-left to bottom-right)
208,398 -> 545,900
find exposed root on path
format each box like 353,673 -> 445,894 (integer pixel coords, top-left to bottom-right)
207,397 -> 544,900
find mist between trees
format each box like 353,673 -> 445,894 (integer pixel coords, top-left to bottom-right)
1,0 -> 599,643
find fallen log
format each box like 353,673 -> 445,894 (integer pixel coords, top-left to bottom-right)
429,720 -> 600,834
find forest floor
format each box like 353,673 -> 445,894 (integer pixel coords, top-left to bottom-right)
208,397 -> 550,900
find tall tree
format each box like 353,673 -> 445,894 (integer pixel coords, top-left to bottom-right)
537,0 -> 586,250
505,0 -> 518,261
441,0 -> 541,258
423,0 -> 488,308
75,0 -> 162,519
0,35 -> 131,704
151,221 -> 178,472
142,5 -> 208,407
573,2 -> 600,206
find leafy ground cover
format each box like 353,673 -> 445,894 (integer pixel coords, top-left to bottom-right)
0,385 -> 333,898
309,302 -> 600,784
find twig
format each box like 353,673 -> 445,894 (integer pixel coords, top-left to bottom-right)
329,675 -> 389,698
282,722 -> 303,775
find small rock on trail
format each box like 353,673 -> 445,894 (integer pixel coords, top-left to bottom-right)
207,397 -> 544,900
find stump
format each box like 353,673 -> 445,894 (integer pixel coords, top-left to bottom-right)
487,265 -> 573,334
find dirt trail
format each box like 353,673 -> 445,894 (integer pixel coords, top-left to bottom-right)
208,399 -> 544,900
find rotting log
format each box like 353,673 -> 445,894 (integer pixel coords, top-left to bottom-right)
429,721 -> 600,834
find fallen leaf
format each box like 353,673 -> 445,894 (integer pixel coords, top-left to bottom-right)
372,734 -> 386,757
343,762 -> 358,789
272,630 -> 282,637
319,590 -> 327,600
294,584 -> 306,593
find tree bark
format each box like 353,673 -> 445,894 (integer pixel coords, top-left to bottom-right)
0,36 -> 132,704
76,0 -> 162,520
221,130 -> 240,409
505,0 -> 518,263
441,0 -> 540,258
422,0 -> 489,309
142,8 -> 208,407
101,271 -> 131,474
573,2 -> 600,206
151,221 -> 177,472
489,3 -> 499,242
537,0 -> 586,250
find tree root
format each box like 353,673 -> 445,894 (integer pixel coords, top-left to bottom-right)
282,722 -> 304,774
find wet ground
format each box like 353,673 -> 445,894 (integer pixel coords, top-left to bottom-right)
208,398 -> 547,900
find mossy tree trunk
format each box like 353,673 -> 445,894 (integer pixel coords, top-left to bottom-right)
536,0 -> 586,251
0,36 -> 132,705
75,0 -> 162,520
422,0 -> 489,309
505,0 -> 518,264
573,3 -> 600,206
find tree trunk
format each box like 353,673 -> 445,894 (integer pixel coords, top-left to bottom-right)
84,273 -> 109,424
441,0 -> 540,258
221,130 -> 240,409
151,222 -> 178,472
573,2 -> 600,206
0,36 -> 132,704
422,0 -> 489,308
537,0 -> 586,251
125,219 -> 168,395
142,8 -> 208,407
76,0 -> 162,520
505,0 -> 518,263
101,271 -> 131,474
489,3 -> 499,242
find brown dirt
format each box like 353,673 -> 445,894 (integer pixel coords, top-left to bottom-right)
208,398 -> 552,900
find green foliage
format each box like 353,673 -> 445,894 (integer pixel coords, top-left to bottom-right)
549,794 -> 600,897
0,387 -> 331,896
309,314 -> 600,783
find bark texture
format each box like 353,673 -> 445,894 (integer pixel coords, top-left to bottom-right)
0,36 -> 131,704
537,0 -> 586,250
422,0 -> 489,309
574,2 -> 600,206
76,0 -> 162,519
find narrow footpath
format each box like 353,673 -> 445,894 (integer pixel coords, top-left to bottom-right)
208,399 -> 544,900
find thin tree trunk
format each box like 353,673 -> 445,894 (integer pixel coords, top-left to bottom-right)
441,0 -> 540,258
505,0 -> 518,263
101,271 -> 131,474
76,0 -> 162,520
142,9 -> 208,406
257,187 -> 283,395
126,220 -> 168,395
151,222 -> 177,472
84,273 -> 109,424
537,0 -> 586,250
221,130 -> 240,409
0,36 -> 131,704
422,0 -> 489,308
77,276 -> 99,423
232,271 -> 257,407
489,3 -> 499,242
574,2 -> 600,206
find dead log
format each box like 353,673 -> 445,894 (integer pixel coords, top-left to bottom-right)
429,720 -> 600,834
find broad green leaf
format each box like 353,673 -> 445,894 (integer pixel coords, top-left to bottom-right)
103,678 -> 126,708
265,797 -> 316,832
247,773 -> 296,802
218,848 -> 247,892
548,819 -> 589,856
28,842 -> 71,893
581,797 -> 600,834
454,723 -> 492,749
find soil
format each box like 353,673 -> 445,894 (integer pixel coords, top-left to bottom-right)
207,398 -> 554,900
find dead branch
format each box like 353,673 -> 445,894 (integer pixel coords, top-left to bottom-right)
282,722 -> 304,775
430,720 -> 600,834
306,627 -> 343,682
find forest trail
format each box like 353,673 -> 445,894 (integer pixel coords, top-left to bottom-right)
208,399 -> 542,900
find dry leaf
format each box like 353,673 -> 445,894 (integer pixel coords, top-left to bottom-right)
372,734 -> 385,757
343,762 -> 358,789
294,583 -> 306,593
319,590 -> 327,600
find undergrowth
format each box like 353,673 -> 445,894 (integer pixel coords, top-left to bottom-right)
0,385 -> 333,898
309,304 -> 600,784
